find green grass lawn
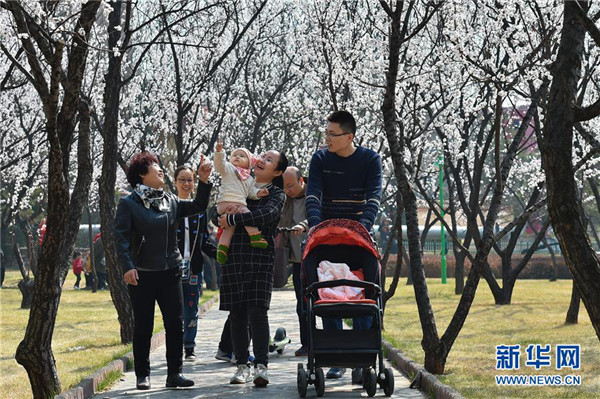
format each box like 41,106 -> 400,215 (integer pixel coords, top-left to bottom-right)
0,270 -> 218,399
383,278 -> 600,398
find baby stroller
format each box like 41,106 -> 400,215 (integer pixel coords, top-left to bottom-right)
296,219 -> 394,397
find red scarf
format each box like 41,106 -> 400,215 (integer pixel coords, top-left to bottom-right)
235,166 -> 251,181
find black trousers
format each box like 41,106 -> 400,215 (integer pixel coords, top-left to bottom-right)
219,316 -> 234,353
230,305 -> 269,366
219,315 -> 253,356
128,268 -> 183,377
292,262 -> 308,347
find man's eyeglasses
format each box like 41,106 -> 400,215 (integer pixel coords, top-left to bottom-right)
177,178 -> 194,184
324,131 -> 351,138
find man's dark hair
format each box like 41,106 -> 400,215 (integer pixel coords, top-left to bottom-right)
327,110 -> 356,135
126,151 -> 160,187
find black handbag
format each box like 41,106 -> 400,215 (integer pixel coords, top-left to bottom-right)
273,246 -> 290,288
273,229 -> 291,288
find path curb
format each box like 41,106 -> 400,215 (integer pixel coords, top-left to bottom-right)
383,340 -> 465,399
54,296 -> 218,399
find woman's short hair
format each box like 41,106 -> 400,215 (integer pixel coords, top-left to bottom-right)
273,152 -> 289,189
126,152 -> 159,187
174,165 -> 195,181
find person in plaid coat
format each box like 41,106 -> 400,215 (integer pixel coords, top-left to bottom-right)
217,149 -> 288,387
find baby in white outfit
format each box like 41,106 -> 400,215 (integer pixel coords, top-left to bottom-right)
213,139 -> 268,264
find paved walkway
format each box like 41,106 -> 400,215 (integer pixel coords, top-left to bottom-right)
93,290 -> 427,398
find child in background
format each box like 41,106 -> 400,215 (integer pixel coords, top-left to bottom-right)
213,138 -> 268,264
72,251 -> 83,290
83,250 -> 94,289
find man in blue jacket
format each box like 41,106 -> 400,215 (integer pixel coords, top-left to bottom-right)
306,110 -> 382,381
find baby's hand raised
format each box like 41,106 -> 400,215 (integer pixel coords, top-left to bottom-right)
257,188 -> 269,197
216,138 -> 223,152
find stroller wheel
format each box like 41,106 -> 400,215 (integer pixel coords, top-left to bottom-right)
361,368 -> 369,389
363,368 -> 377,397
382,368 -> 395,396
297,364 -> 308,397
314,367 -> 325,397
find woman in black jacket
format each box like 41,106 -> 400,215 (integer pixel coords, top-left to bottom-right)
114,152 -> 212,390
217,149 -> 288,387
174,165 -> 217,361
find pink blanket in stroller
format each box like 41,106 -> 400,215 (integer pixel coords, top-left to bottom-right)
317,260 -> 365,301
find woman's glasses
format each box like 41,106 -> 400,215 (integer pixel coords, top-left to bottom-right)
176,178 -> 194,184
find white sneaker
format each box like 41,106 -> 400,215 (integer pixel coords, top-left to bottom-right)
253,364 -> 269,387
230,364 -> 251,384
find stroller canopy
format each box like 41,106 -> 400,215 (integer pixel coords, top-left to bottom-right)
302,219 -> 379,260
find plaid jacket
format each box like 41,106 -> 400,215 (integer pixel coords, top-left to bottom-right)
219,185 -> 286,310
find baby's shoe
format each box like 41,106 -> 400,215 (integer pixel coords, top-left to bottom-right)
217,245 -> 229,264
249,233 -> 268,249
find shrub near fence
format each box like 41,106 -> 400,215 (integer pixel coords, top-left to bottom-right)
384,254 -> 572,279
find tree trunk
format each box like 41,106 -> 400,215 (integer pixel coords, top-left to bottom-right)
11,3 -> 99,394
27,233 -> 38,277
434,74 -> 548,374
12,240 -> 33,309
541,1 -> 600,341
566,280 -> 580,324
16,99 -> 94,398
383,192 -> 405,308
447,177 -> 465,294
18,279 -> 35,309
481,260 -> 503,303
380,1 -> 443,373
100,0 -> 134,344
454,252 -> 465,294
86,205 -> 98,293
499,219 -> 551,305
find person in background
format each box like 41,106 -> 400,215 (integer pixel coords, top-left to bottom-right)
378,218 -> 392,251
72,251 -> 83,290
94,233 -> 107,290
1,249 -> 5,287
114,151 -> 212,390
203,222 -> 219,290
305,110 -> 382,381
38,217 -> 46,246
278,166 -> 309,356
174,165 -> 217,361
83,250 -> 94,290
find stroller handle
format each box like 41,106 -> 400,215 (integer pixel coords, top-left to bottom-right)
305,279 -> 381,294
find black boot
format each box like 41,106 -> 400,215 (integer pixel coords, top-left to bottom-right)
185,347 -> 196,361
136,376 -> 150,390
166,373 -> 194,388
